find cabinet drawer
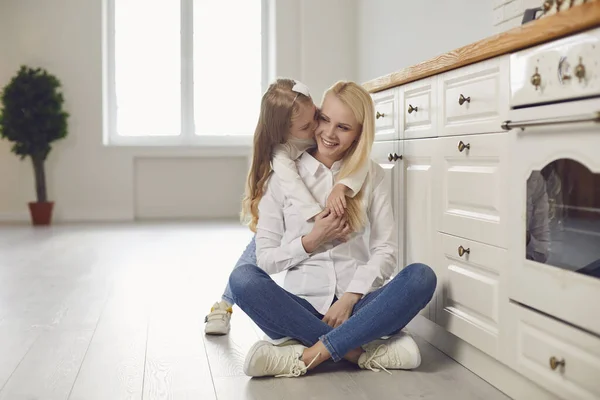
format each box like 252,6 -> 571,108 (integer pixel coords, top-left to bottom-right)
372,88 -> 399,141
438,57 -> 508,136
437,232 -> 506,358
437,132 -> 508,248
402,77 -> 437,139
508,303 -> 600,400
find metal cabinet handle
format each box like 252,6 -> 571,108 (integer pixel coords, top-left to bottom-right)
458,246 -> 470,257
531,67 -> 542,90
575,57 -> 586,82
549,356 -> 565,370
376,111 -> 385,119
408,104 -> 418,114
458,141 -> 470,152
387,153 -> 402,162
459,94 -> 471,105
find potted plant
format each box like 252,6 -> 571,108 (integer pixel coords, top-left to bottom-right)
0,66 -> 69,225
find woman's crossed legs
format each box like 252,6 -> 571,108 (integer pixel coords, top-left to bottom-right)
228,262 -> 436,376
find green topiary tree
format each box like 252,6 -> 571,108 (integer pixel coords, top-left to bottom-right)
0,66 -> 69,203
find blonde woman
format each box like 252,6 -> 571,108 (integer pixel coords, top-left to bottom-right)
228,81 -> 437,377
204,78 -> 368,335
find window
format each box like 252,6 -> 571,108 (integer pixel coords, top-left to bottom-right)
104,0 -> 268,146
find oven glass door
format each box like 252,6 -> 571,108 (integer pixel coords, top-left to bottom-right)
509,113 -> 600,336
526,160 -> 600,279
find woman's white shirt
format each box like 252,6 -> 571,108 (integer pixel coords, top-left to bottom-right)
255,151 -> 397,315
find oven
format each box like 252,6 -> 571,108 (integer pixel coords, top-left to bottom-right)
505,26 -> 600,336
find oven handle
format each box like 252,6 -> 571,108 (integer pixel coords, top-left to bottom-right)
501,112 -> 600,131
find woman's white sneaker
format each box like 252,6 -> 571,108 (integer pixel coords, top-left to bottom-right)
358,331 -> 421,373
243,341 -> 316,378
204,300 -> 232,335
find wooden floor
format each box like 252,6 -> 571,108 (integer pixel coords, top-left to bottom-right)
0,222 -> 511,400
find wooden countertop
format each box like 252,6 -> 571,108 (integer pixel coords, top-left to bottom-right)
363,2 -> 600,93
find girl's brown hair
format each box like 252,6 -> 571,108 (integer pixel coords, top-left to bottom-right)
241,78 -> 313,232
323,81 -> 376,232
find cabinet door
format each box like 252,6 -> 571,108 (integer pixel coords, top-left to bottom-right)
402,138 -> 438,321
372,89 -> 400,141
401,77 -> 437,139
438,56 -> 508,136
437,232 -> 506,359
437,132 -> 509,248
370,141 -> 403,272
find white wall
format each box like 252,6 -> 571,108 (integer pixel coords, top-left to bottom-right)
0,0 -> 357,223
493,0 -> 542,34
357,0 -> 494,83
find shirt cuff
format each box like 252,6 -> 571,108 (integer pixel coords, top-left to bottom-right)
345,278 -> 372,296
300,204 -> 323,221
290,236 -> 311,259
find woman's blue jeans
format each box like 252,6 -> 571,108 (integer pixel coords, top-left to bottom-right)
225,238 -> 437,362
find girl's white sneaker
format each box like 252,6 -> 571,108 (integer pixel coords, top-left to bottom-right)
204,300 -> 232,335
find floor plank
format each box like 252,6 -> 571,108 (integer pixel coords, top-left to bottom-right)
0,323 -> 42,391
67,291 -> 149,400
142,258 -> 216,400
0,329 -> 94,400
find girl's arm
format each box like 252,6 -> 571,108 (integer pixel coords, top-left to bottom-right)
272,143 -> 322,221
255,174 -> 312,275
337,159 -> 370,198
326,160 -> 370,216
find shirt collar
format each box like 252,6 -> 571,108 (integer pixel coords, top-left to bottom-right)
300,151 -> 343,176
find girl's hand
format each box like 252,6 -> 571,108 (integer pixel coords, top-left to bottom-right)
302,208 -> 351,253
322,292 -> 362,328
326,184 -> 348,217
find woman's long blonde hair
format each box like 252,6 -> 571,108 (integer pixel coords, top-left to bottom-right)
323,81 -> 376,232
241,78 -> 313,232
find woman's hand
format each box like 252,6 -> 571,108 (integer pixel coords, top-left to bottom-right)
302,208 -> 352,253
322,292 -> 362,328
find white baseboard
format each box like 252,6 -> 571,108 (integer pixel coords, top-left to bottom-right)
0,211 -> 30,223
0,210 -> 134,224
58,211 -> 134,223
407,315 -> 560,400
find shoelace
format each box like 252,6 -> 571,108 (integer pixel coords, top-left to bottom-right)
275,352 -> 321,378
362,345 -> 392,375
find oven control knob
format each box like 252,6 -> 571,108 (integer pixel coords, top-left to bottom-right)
531,67 -> 542,90
575,57 -> 586,82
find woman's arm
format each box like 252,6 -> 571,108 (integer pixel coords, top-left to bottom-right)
255,175 -> 312,275
345,165 -> 398,295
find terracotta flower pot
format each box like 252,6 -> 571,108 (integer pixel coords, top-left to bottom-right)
28,201 -> 54,226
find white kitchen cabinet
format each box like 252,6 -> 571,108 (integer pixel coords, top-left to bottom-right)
372,88 -> 401,141
370,140 -> 404,269
436,232 -> 506,359
436,132 -> 509,249
401,138 -> 438,321
438,57 -> 509,136
505,302 -> 600,400
401,77 -> 437,139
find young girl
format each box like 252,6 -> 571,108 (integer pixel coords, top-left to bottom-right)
204,78 -> 369,335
